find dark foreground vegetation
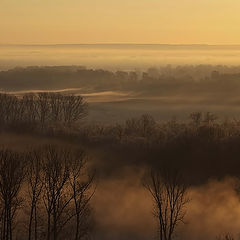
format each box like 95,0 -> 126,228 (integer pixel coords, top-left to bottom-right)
0,92 -> 240,239
0,145 -> 95,240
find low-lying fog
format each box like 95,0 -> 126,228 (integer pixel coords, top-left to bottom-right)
2,44 -> 240,71
1,54 -> 240,239
1,62 -> 240,122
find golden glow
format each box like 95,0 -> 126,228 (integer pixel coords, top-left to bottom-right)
0,0 -> 240,44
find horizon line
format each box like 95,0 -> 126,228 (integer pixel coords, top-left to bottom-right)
2,43 -> 240,47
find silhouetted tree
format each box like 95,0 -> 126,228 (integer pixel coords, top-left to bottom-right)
26,150 -> 43,240
68,149 -> 96,240
144,169 -> 189,240
40,145 -> 95,240
0,149 -> 25,240
216,233 -> 235,240
42,145 -> 70,240
189,112 -> 202,126
61,95 -> 87,126
22,94 -> 38,124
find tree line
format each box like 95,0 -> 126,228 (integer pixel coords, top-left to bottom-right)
0,93 -> 87,129
2,65 -> 240,94
0,144 -> 189,240
0,145 -> 95,240
0,92 -> 191,240
0,92 -> 238,240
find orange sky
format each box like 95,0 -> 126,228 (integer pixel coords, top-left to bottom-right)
0,0 -> 239,44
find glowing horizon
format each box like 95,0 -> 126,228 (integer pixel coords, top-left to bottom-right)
1,0 -> 240,45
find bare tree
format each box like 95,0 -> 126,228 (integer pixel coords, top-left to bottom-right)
26,150 -> 43,240
41,145 -> 87,240
0,92 -> 88,131
143,169 -> 189,240
36,93 -> 50,128
216,233 -> 235,240
138,114 -> 156,138
124,114 -> 156,138
0,149 -> 25,240
189,112 -> 202,126
0,94 -> 22,126
22,94 -> 38,124
0,94 -> 9,124
68,149 -> 96,240
45,93 -> 62,123
203,112 -> 218,125
61,95 -> 88,126
112,124 -> 124,141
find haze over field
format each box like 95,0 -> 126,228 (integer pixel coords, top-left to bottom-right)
2,44 -> 240,71
1,64 -> 240,122
2,0 -> 240,240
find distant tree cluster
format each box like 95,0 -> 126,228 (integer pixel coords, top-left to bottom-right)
0,92 -> 87,129
0,145 -> 95,240
76,111 -> 240,186
2,65 -> 240,94
81,112 -> 225,144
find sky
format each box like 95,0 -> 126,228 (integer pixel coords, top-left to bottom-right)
0,0 -> 240,45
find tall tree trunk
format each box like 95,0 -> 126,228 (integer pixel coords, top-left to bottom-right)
9,206 -> 12,240
47,212 -> 51,240
34,206 -> 38,240
75,213 -> 80,240
28,201 -> 34,240
53,205 -> 57,240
